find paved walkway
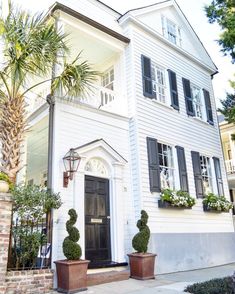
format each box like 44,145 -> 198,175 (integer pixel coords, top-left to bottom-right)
82,263 -> 235,294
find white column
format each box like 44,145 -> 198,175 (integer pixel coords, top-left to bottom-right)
110,163 -> 125,262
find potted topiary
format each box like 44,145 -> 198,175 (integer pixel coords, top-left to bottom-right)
55,209 -> 90,293
0,172 -> 13,193
128,210 -> 156,280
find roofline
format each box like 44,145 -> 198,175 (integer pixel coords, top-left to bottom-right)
118,0 -> 171,21
74,138 -> 128,162
49,2 -> 130,44
173,0 -> 218,72
94,0 -> 121,16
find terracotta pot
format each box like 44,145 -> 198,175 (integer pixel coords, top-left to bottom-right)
55,259 -> 90,293
128,253 -> 156,280
0,180 -> 9,193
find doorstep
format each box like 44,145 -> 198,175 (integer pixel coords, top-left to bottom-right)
87,266 -> 129,286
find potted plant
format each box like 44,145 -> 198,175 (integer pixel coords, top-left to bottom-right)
203,193 -> 233,213
0,172 -> 13,193
158,189 -> 196,209
55,209 -> 90,293
128,210 -> 156,280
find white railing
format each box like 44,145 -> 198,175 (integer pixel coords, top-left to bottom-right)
28,84 -> 124,115
225,160 -> 235,174
78,84 -> 116,109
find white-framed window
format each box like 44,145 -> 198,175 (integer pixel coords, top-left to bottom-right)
200,155 -> 213,194
158,143 -> 175,189
101,67 -> 114,90
162,16 -> 182,46
191,85 -> 203,119
167,19 -> 177,44
151,63 -> 167,103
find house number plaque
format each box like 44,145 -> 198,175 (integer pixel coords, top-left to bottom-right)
91,218 -> 102,224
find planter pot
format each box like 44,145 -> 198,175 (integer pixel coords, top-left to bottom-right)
203,203 -> 228,213
158,199 -> 192,209
55,259 -> 90,293
0,180 -> 9,193
128,253 -> 156,280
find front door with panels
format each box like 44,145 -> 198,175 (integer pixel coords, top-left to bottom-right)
85,175 -> 111,264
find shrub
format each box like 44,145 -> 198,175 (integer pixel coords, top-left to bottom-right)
160,189 -> 196,208
12,185 -> 62,222
184,277 -> 234,294
132,210 -> 150,253
10,185 -> 62,269
203,193 -> 233,212
63,209 -> 82,260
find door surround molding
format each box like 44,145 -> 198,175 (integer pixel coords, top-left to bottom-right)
73,139 -> 126,263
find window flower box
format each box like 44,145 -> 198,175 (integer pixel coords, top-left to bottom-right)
202,193 -> 233,213
158,189 -> 196,209
158,199 -> 192,209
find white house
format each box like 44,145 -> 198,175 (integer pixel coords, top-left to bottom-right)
25,0 -> 235,275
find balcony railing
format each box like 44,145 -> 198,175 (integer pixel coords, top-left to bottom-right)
225,160 -> 235,174
28,84 -> 124,116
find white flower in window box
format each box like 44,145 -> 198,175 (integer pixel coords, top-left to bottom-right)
203,193 -> 233,213
158,189 -> 196,209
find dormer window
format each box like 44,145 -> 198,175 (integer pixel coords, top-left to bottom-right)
161,16 -> 182,46
167,19 -> 177,44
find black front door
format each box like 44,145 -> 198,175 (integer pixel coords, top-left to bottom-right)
85,176 -> 111,263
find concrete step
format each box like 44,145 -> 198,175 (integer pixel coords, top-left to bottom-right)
87,267 -> 130,286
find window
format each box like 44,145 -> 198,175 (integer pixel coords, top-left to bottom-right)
200,155 -> 213,194
158,143 -> 175,189
191,85 -> 203,119
162,16 -> 182,46
151,63 -> 166,103
167,19 -> 177,44
101,67 -> 114,90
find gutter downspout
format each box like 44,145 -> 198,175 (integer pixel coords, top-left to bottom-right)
46,94 -> 55,191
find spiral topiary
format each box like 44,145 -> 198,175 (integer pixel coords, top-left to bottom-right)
62,209 -> 82,260
132,210 -> 150,253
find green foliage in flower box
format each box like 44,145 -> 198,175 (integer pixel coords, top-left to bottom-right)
203,193 -> 233,212
160,189 -> 196,208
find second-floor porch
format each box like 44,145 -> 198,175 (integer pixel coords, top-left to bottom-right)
27,7 -> 129,117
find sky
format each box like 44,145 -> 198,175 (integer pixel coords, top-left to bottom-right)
9,0 -> 235,107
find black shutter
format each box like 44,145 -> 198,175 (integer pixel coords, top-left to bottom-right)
203,89 -> 214,125
168,70 -> 179,110
191,151 -> 204,198
213,157 -> 224,196
147,137 -> 161,192
176,146 -> 188,192
182,78 -> 194,116
141,55 -> 155,98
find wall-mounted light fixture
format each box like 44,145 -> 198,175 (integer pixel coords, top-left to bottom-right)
63,148 -> 81,188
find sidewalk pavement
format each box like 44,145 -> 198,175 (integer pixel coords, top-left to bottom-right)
82,263 -> 235,294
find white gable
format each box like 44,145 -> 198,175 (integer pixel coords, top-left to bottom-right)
120,0 -> 216,72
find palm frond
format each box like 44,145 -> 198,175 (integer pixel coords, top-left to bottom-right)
52,55 -> 99,98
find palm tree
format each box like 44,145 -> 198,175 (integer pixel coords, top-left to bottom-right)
0,4 -> 98,182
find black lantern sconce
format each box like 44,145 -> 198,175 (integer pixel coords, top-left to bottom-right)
63,148 -> 81,188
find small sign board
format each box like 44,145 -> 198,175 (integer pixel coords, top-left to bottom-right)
91,218 -> 102,224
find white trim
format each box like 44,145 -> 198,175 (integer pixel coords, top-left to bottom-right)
72,140 -> 126,263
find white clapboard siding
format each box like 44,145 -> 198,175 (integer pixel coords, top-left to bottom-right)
126,23 -> 233,233
51,101 -> 136,259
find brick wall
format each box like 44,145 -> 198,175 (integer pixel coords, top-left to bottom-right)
5,269 -> 54,294
0,193 -> 13,294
